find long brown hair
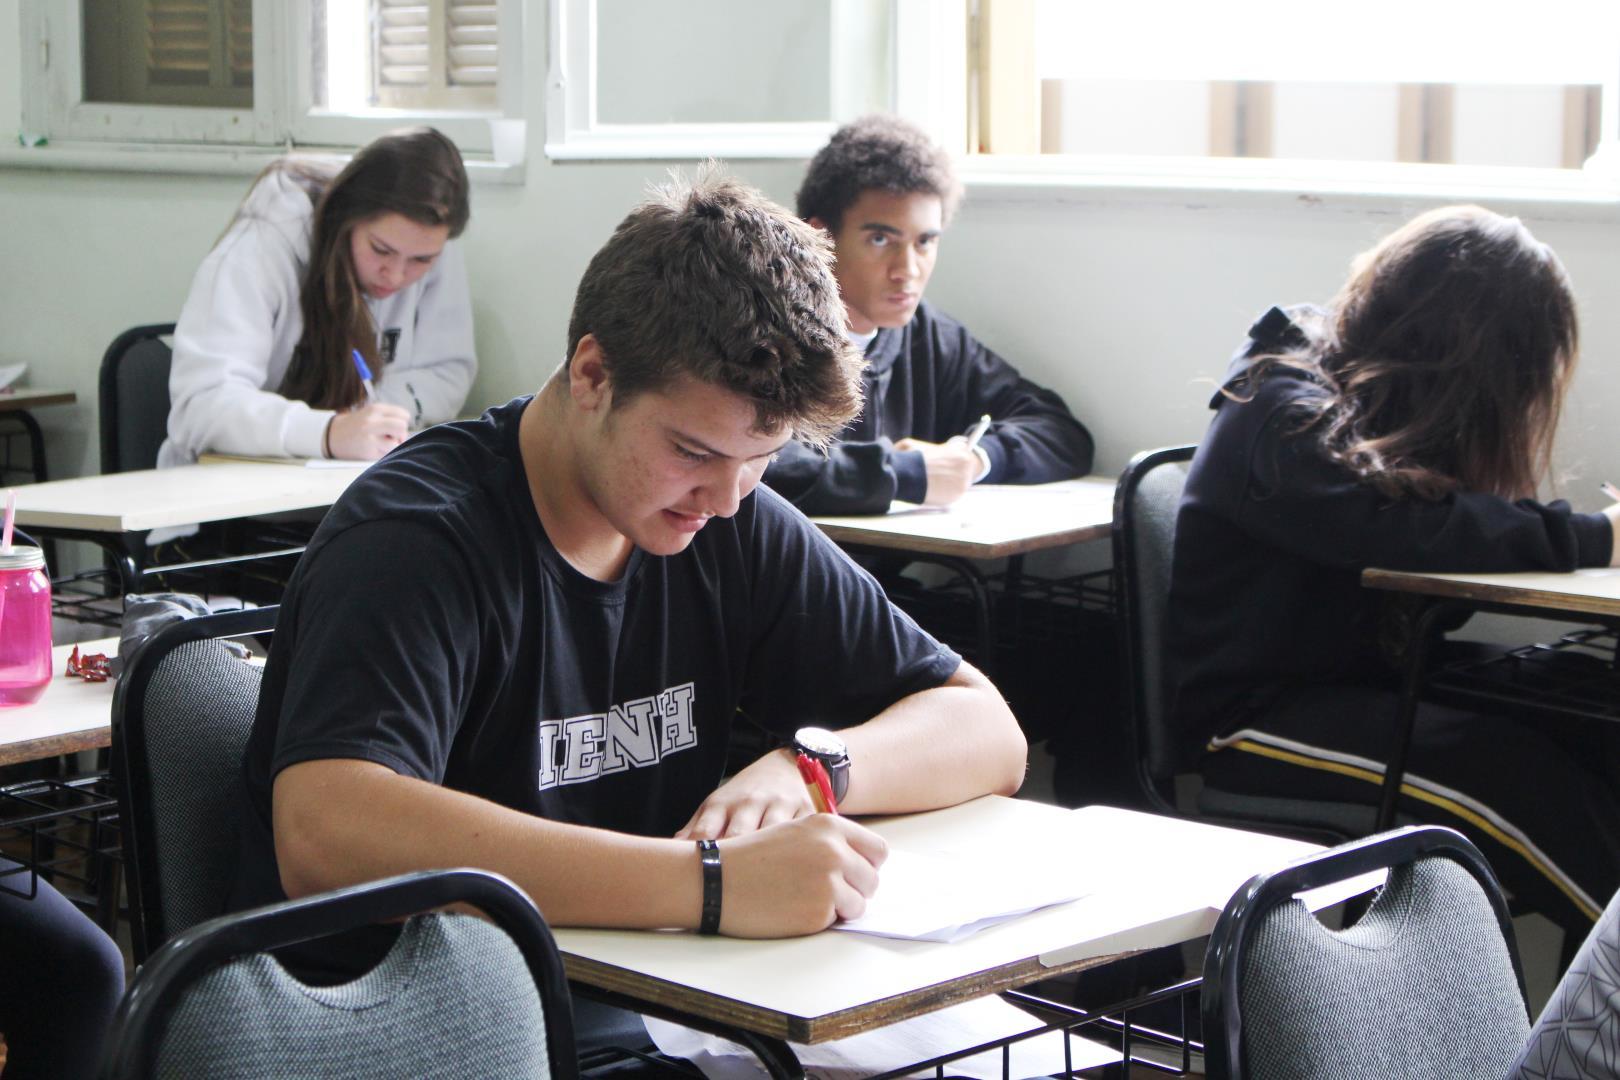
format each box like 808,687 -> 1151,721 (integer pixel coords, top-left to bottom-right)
278,127 -> 470,410
1239,205 -> 1578,500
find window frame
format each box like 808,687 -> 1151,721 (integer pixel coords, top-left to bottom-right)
542,0 -> 925,161
22,0 -> 281,145
17,0 -> 523,162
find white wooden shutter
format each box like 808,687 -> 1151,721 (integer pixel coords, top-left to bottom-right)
446,1 -> 498,88
374,0 -> 498,108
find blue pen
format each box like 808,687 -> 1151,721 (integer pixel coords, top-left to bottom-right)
351,349 -> 377,405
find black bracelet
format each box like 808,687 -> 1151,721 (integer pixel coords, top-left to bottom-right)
696,839 -> 722,935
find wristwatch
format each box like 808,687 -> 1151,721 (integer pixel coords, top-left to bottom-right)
791,726 -> 850,805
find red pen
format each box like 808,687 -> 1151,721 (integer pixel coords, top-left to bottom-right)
795,752 -> 840,815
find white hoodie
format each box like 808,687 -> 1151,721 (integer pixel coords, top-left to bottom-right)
158,166 -> 477,468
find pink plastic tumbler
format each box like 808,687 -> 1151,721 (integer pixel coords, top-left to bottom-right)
0,545 -> 52,707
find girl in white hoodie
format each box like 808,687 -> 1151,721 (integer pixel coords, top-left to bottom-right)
159,126 -> 476,468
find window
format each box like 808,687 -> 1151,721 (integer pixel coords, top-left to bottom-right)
316,0 -> 500,113
83,0 -> 254,109
544,0 -> 898,160
22,0 -> 520,157
999,0 -> 1619,174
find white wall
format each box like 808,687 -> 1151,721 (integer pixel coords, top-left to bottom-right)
2,7 -> 1617,518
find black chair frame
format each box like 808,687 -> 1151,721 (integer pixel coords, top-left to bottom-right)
98,322 -> 176,477
1111,443 -> 1197,814
111,605 -> 279,961
1200,824 -> 1526,1080
99,867 -> 580,1080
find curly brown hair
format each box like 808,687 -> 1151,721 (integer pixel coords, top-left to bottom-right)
566,165 -> 863,448
1237,205 -> 1578,501
795,114 -> 963,231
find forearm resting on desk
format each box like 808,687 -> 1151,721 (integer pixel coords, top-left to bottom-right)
677,663 -> 1025,842
838,663 -> 1026,813
272,759 -> 886,937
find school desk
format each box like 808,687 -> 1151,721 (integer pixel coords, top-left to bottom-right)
0,387 -> 77,484
14,460 -> 364,597
0,637 -> 119,768
810,477 -> 1116,669
1361,566 -> 1620,829
555,795 -> 1369,1078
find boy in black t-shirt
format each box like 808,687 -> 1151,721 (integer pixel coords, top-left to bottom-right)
232,169 -> 1026,954
763,115 -> 1093,515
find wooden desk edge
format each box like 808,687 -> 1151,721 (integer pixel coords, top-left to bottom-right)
813,521 -> 1111,561
1361,568 -> 1620,619
0,728 -> 112,768
0,390 -> 77,410
564,945 -> 1135,1045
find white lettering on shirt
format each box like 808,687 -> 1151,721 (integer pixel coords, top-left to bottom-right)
539,682 -> 698,791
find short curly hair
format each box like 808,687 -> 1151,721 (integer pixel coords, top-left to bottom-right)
795,115 -> 963,232
566,165 -> 863,449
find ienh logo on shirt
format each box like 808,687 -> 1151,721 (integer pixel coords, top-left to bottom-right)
537,682 -> 697,790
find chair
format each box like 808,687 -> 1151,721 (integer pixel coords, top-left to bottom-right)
99,323 -> 176,475
1508,883 -> 1620,1080
97,867 -> 579,1080
1112,445 -> 1383,839
1202,825 -> 1530,1080
111,605 -> 278,962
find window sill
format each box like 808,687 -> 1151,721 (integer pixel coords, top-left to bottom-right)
0,141 -> 527,185
957,154 -> 1620,222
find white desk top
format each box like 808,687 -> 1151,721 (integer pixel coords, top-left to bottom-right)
810,477 -> 1115,560
1362,566 -> 1620,620
0,637 -> 118,766
14,461 -> 366,533
556,796 -> 1336,1044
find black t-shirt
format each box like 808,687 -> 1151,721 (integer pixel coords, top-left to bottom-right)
232,396 -> 961,918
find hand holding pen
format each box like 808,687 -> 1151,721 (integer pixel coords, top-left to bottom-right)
322,349 -> 410,460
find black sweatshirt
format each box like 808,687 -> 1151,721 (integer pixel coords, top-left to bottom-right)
762,301 -> 1094,515
1166,306 -> 1613,767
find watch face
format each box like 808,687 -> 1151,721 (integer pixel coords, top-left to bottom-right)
795,726 -> 846,760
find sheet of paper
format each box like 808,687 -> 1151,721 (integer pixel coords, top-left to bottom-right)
0,363 -> 26,390
834,848 -> 1091,943
646,995 -> 1121,1080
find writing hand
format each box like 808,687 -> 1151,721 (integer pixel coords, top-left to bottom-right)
715,815 -> 888,937
327,402 -> 411,460
676,748 -> 811,840
894,436 -> 978,507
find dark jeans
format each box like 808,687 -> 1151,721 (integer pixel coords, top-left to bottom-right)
0,861 -> 126,1079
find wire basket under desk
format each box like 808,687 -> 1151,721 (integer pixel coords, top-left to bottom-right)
0,774 -> 121,908
1425,626 -> 1620,724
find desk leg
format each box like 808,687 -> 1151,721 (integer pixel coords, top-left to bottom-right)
936,554 -> 996,678
1375,600 -> 1454,831
14,409 -> 48,485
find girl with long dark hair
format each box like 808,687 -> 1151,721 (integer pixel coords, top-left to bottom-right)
1169,205 -> 1620,941
159,126 -> 474,467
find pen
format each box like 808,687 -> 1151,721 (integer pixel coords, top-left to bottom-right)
795,752 -> 840,815
964,414 -> 992,450
1603,481 -> 1620,504
351,349 -> 377,405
